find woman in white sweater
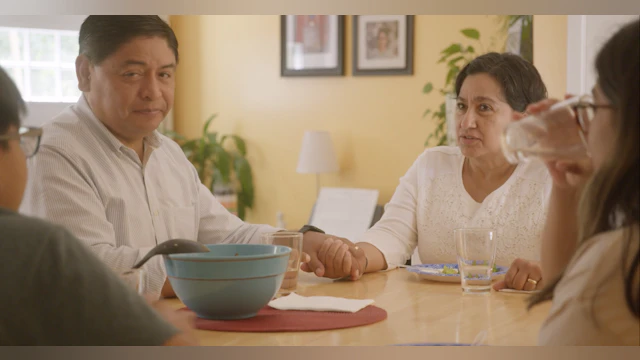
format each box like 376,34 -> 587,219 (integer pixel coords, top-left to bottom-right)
303,52 -> 552,291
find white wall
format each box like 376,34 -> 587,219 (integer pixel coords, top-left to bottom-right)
566,15 -> 639,95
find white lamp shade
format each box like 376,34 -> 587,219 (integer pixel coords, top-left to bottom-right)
296,131 -> 339,174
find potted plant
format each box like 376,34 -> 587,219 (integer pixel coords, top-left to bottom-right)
164,114 -> 255,221
422,28 -> 484,147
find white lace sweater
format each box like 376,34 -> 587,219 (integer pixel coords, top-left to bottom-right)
361,146 -> 552,268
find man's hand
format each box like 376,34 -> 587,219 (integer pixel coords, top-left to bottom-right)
300,231 -> 367,280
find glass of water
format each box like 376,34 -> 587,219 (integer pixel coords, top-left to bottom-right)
261,231 -> 303,297
501,95 -> 594,164
454,228 -> 498,293
118,268 -> 147,295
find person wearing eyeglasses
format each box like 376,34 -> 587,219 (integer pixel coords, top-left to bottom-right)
0,66 -> 199,345
526,19 -> 639,346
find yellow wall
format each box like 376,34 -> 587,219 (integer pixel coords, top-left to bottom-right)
533,16 -> 567,98
170,15 -> 567,228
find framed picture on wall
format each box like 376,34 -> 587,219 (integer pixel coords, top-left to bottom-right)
352,15 -> 414,76
280,15 -> 345,76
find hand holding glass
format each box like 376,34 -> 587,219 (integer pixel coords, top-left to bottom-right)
501,95 -> 599,164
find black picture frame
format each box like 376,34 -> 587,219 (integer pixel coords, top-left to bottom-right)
352,15 -> 415,76
280,15 -> 345,77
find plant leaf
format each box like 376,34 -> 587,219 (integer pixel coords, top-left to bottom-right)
230,135 -> 247,157
203,114 -> 217,135
422,109 -> 432,118
181,139 -> 198,152
447,56 -> 465,67
235,158 -> 254,208
214,145 -> 232,184
445,66 -> 460,86
206,132 -> 218,146
440,43 -> 462,56
422,82 -> 433,94
466,45 -> 475,54
461,28 -> 480,40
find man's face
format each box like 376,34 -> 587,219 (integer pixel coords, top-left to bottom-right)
80,36 -> 176,145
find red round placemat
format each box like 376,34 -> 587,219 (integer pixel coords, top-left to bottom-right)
178,305 -> 387,332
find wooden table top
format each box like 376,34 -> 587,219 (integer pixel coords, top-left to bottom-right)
161,269 -> 551,346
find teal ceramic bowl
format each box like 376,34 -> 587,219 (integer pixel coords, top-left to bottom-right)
164,243 -> 291,320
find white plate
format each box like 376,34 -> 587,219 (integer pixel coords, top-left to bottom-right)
405,263 -> 507,283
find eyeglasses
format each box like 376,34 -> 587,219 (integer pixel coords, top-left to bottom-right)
572,97 -> 615,133
570,96 -> 614,149
0,126 -> 43,158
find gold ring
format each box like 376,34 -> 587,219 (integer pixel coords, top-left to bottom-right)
527,278 -> 538,285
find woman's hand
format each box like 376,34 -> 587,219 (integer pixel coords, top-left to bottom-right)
493,258 -> 544,291
300,232 -> 367,280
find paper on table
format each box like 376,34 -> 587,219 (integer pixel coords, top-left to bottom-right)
310,187 -> 379,242
268,293 -> 374,313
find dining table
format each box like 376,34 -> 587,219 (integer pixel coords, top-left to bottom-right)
160,268 -> 552,346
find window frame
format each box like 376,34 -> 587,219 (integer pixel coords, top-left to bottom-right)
0,26 -> 81,103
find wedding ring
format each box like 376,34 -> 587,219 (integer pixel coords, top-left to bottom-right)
527,278 -> 538,286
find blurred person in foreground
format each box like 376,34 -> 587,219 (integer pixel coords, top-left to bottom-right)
529,19 -> 639,346
0,65 -> 197,345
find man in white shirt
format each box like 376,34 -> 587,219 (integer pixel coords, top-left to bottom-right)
21,16 -> 360,299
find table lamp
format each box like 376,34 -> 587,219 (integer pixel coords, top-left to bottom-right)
296,130 -> 339,196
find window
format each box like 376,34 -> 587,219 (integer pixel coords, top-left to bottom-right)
0,26 -> 81,103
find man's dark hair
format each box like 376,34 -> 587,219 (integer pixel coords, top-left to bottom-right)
79,15 -> 179,64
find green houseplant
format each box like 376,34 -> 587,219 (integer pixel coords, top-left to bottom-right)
164,114 -> 255,220
422,28 -> 484,147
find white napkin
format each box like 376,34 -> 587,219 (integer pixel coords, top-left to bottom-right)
268,293 -> 374,313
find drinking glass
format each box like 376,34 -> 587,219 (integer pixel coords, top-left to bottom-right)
118,268 -> 147,295
501,95 -> 595,164
261,231 -> 303,296
454,228 -> 498,293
